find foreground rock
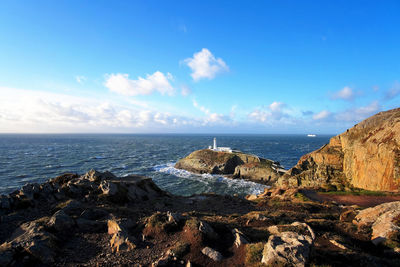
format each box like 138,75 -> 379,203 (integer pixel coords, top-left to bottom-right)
278,108 -> 400,191
354,201 -> 400,247
1,170 -> 399,266
174,149 -> 285,183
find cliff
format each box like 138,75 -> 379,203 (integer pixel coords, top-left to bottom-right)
174,149 -> 284,183
278,108 -> 400,191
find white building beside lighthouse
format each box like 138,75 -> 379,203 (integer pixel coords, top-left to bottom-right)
208,137 -> 232,153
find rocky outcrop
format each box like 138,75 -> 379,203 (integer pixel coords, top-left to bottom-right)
354,201 -> 400,246
174,149 -> 284,183
1,169 -> 399,266
278,108 -> 400,191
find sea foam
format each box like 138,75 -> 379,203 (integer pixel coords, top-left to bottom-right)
153,162 -> 267,195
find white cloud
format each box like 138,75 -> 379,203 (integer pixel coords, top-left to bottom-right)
335,101 -> 380,122
313,110 -> 331,120
248,101 -> 289,123
0,87 -> 188,133
75,75 -> 87,84
184,48 -> 229,81
269,101 -> 284,112
248,109 -> 269,122
332,86 -> 354,100
104,71 -> 175,96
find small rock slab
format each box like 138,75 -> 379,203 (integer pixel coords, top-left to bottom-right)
201,246 -> 223,261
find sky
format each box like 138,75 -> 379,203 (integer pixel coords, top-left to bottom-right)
0,0 -> 399,134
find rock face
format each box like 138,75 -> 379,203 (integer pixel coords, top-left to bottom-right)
174,149 -> 284,183
278,108 -> 400,191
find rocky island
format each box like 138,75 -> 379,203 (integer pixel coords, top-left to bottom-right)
174,148 -> 285,184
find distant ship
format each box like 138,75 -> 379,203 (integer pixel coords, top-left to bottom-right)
307,134 -> 317,137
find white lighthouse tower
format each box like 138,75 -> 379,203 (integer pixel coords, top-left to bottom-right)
213,137 -> 217,150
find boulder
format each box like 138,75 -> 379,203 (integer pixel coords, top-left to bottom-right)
20,183 -> 41,200
278,108 -> 400,191
8,220 -> 58,264
60,199 -> 84,216
354,201 -> 400,245
201,246 -> 223,261
262,222 -> 314,267
48,210 -> 75,232
262,232 -> 313,267
199,221 -> 218,240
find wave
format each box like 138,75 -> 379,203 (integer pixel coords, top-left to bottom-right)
153,163 -> 267,195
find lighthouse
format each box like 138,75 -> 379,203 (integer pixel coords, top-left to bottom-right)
213,137 -> 217,150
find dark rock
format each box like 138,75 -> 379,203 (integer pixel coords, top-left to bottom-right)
199,221 -> 218,240
80,208 -> 109,220
61,199 -> 84,216
82,169 -> 116,182
20,183 -> 40,200
0,195 -> 11,210
76,218 -> 106,233
99,180 -> 118,196
48,210 -> 75,232
8,220 -> 58,264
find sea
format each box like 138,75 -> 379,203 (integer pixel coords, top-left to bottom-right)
0,134 -> 332,197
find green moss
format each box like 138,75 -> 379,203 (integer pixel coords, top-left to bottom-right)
294,192 -> 311,202
320,189 -> 388,196
245,242 -> 266,267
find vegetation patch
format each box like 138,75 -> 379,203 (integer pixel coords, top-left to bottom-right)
319,189 -> 388,196
245,242 -> 266,267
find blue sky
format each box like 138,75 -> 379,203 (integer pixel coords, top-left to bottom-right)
0,0 -> 399,134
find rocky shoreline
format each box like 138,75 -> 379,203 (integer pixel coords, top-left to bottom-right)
1,169 -> 400,266
175,108 -> 400,193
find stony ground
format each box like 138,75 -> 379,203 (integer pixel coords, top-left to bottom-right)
1,170 -> 400,266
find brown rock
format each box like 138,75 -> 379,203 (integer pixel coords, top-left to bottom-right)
174,149 -> 284,182
278,108 -> 400,191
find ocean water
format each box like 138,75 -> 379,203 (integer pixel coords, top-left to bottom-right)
0,134 -> 332,197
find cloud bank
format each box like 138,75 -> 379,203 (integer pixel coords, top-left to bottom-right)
104,71 -> 175,96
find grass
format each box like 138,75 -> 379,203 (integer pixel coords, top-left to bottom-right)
294,192 -> 311,202
319,189 -> 388,196
245,242 -> 266,267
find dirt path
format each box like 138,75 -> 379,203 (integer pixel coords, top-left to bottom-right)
301,190 -> 400,208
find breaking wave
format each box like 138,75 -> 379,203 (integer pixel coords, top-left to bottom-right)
153,162 -> 267,196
